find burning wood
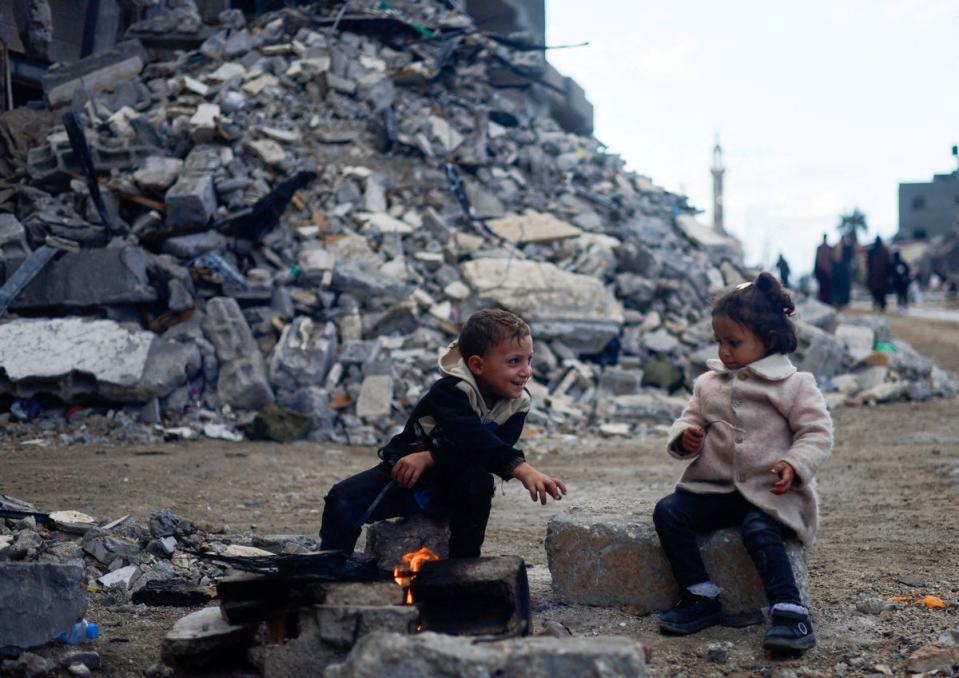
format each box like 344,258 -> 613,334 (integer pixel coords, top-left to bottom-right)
392,546 -> 440,604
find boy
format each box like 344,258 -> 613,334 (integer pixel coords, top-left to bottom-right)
320,309 -> 566,558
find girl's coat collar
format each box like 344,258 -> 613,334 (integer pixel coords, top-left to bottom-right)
705,353 -> 797,381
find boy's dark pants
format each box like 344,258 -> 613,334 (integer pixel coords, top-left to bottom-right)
320,461 -> 494,558
653,489 -> 803,606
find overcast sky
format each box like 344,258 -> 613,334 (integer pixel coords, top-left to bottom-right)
545,0 -> 959,275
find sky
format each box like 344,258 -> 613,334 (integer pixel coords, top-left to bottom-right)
545,0 -> 959,275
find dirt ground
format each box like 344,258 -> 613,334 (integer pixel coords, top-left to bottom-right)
4,309 -> 958,677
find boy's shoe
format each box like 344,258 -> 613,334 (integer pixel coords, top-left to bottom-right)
763,609 -> 816,651
659,593 -> 723,635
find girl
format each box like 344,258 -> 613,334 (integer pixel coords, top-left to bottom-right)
653,273 -> 833,652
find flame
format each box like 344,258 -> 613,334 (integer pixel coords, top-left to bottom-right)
393,546 -> 439,605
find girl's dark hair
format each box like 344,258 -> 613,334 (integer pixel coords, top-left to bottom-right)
712,272 -> 798,354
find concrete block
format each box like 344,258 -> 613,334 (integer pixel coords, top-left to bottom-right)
201,297 -> 274,411
546,511 -> 809,614
2,246 -> 157,309
326,632 -> 646,677
165,174 -> 218,228
364,514 -> 451,570
0,563 -> 87,649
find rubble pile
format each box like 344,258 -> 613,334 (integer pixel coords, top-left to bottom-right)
0,1 -> 954,447
0,494 -> 325,650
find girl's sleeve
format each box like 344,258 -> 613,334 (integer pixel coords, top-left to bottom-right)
782,373 -> 834,484
666,378 -> 708,459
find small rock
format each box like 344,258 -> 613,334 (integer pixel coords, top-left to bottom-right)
899,574 -> 926,587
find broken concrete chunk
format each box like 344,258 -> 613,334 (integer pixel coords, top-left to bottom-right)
0,563 -> 86,649
269,318 -> 337,388
133,156 -> 185,194
326,632 -> 647,677
245,138 -> 286,165
355,375 -> 393,418
546,511 -> 808,614
0,317 -> 153,390
486,210 -> 583,244
460,259 -> 624,353
190,104 -> 220,143
1,246 -> 157,309
835,323 -> 875,362
201,297 -> 274,411
41,40 -> 148,107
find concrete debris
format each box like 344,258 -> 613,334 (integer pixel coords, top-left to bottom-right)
0,0 -> 950,450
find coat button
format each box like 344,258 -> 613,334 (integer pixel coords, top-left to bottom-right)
737,472 -> 746,482
735,436 -> 744,444
733,400 -> 742,407
738,373 -> 748,380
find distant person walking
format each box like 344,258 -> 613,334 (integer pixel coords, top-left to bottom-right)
775,254 -> 791,289
890,251 -> 912,309
831,234 -> 854,308
866,236 -> 890,311
814,235 -> 833,304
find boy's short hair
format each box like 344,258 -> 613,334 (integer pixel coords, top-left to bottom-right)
459,309 -> 531,360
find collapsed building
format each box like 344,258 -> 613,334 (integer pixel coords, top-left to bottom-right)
0,0 -> 954,452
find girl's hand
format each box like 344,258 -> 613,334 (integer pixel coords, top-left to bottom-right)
770,461 -> 796,494
682,425 -> 705,454
392,451 -> 434,488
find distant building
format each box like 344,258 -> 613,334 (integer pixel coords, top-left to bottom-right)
898,171 -> 959,241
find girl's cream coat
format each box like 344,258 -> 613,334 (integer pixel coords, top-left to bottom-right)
666,353 -> 833,545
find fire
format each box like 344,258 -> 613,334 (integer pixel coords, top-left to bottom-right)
393,546 -> 439,605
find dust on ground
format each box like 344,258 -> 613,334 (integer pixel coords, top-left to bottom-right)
4,310 -> 959,676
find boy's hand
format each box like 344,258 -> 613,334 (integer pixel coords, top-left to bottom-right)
770,461 -> 796,494
392,451 -> 434,489
511,462 -> 567,505
682,426 -> 705,454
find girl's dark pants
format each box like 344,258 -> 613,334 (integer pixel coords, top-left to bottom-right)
653,489 -> 803,606
319,461 -> 494,558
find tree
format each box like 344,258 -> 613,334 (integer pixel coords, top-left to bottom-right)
838,208 -> 868,243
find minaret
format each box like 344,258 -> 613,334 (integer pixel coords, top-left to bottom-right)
711,134 -> 725,233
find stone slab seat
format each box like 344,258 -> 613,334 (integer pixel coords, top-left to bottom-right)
545,510 -> 809,615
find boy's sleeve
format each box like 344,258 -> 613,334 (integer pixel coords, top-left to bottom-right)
781,373 -> 833,486
428,381 -> 526,480
666,378 -> 708,459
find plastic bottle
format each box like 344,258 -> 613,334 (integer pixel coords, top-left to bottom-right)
57,618 -> 99,645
